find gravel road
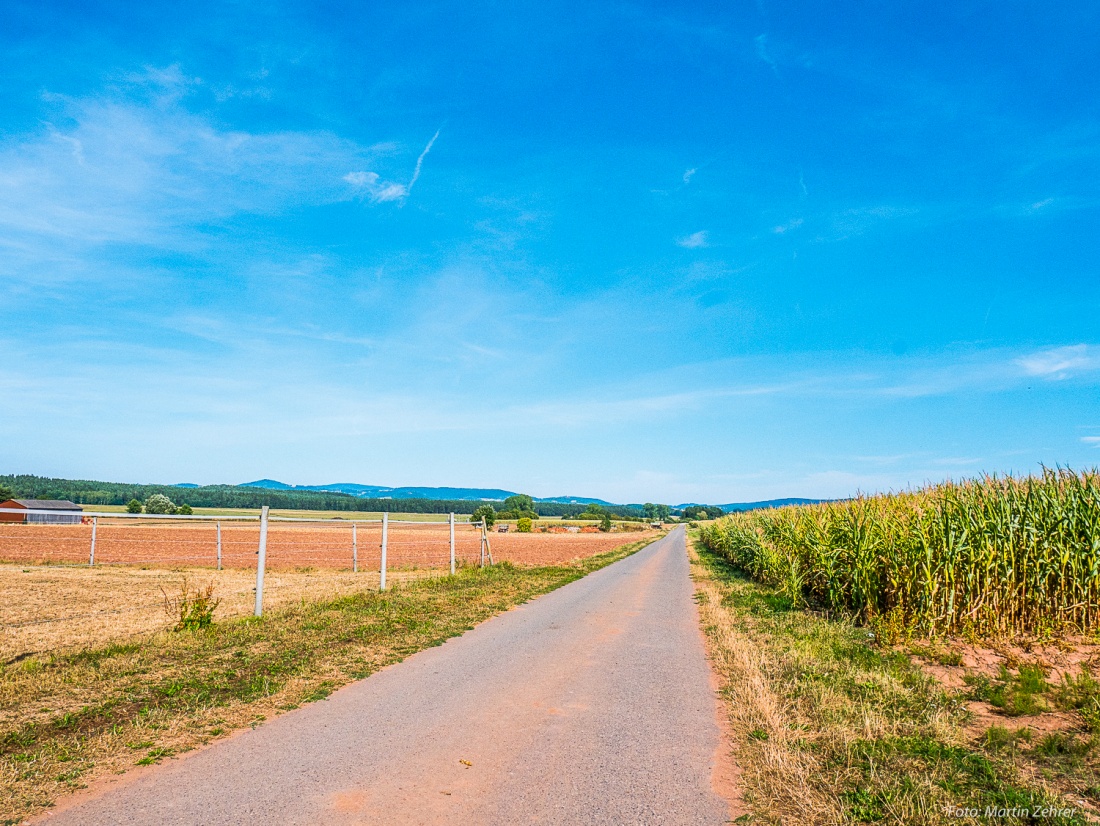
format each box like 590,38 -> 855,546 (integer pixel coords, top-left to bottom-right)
39,526 -> 733,825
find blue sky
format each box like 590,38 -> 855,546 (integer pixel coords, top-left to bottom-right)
1,1 -> 1097,504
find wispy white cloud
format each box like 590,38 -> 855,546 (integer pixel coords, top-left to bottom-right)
343,171 -> 407,202
0,79 -> 390,252
754,34 -> 779,75
1017,344 -> 1099,379
682,167 -> 696,184
0,69 -> 422,292
677,230 -> 709,248
1082,436 -> 1100,447
773,217 -> 803,234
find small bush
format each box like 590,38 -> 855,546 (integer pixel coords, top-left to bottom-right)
517,517 -> 532,532
599,513 -> 612,532
125,499 -> 143,513
175,503 -> 193,515
162,579 -> 220,631
471,505 -> 496,527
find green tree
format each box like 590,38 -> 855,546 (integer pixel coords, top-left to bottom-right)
144,493 -> 176,514
126,499 -> 143,513
501,494 -> 538,520
471,504 -> 496,527
643,503 -> 672,521
516,516 -> 532,533
175,503 -> 193,515
599,512 -> 612,532
503,494 -> 534,513
0,483 -> 13,502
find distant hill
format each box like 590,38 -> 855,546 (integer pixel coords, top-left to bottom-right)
535,495 -> 614,506
240,480 -> 612,505
717,498 -> 833,512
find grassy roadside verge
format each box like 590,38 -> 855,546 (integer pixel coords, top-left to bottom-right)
1,539 -> 651,824
688,533 -> 1097,826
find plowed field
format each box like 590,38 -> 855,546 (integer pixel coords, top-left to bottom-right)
0,522 -> 656,570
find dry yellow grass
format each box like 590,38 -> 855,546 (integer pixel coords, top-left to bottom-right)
688,536 -> 832,822
0,563 -> 435,661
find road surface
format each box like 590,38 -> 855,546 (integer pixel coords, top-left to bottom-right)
40,527 -> 733,825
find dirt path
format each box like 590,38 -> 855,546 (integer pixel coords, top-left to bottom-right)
37,527 -> 733,825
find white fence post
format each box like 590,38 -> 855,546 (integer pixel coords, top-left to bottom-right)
216,521 -> 222,570
254,506 -> 269,617
380,512 -> 388,591
480,519 -> 486,568
89,517 -> 97,566
449,512 -> 455,575
352,522 -> 358,573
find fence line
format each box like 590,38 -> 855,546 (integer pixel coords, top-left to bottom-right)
0,508 -> 489,617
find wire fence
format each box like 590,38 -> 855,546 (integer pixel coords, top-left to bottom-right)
0,507 -> 657,658
0,508 -> 487,572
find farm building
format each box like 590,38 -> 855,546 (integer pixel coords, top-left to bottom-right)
0,499 -> 83,524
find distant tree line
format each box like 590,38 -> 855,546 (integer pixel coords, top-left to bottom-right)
679,505 -> 725,520
0,475 -> 648,517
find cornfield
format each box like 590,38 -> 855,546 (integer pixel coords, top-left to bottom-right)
698,468 -> 1100,638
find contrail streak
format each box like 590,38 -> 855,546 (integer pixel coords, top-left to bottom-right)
406,129 -> 440,196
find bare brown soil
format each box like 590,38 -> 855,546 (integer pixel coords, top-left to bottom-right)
0,522 -> 654,570
909,637 -> 1100,741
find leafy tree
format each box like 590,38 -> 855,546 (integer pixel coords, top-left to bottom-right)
0,483 -> 13,502
503,494 -> 534,513
126,499 -> 143,513
176,503 -> 193,515
144,493 -> 176,515
516,516 -> 532,533
599,513 -> 612,532
642,503 -> 672,521
471,504 -> 496,527
501,494 -> 538,520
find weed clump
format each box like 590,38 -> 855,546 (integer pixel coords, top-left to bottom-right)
162,579 -> 220,631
